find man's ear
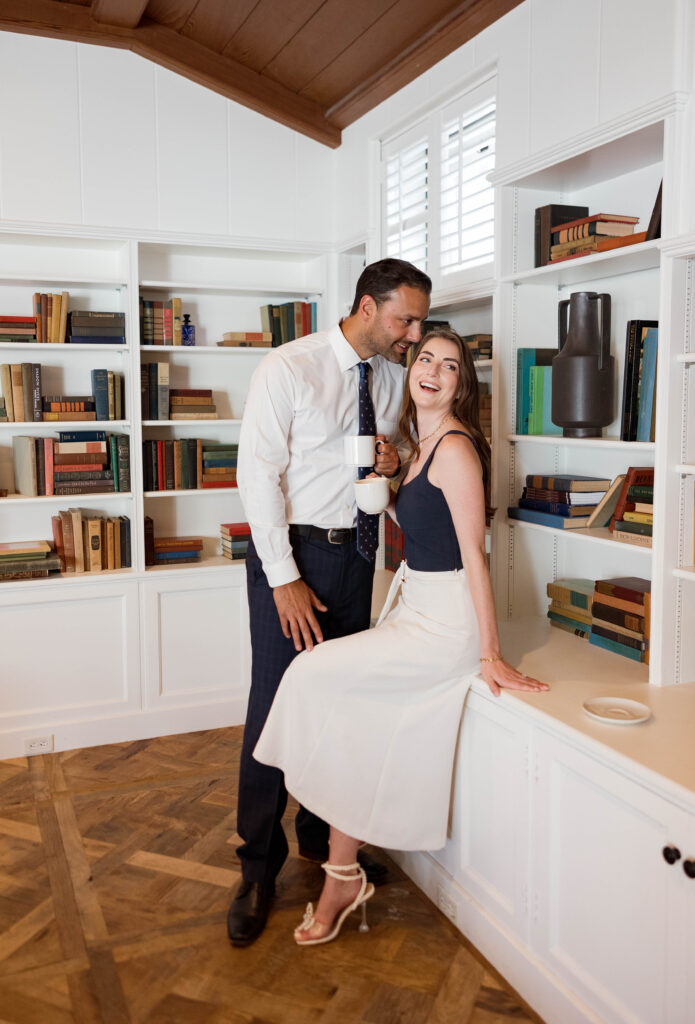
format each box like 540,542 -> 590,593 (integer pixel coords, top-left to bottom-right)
359,294 -> 376,322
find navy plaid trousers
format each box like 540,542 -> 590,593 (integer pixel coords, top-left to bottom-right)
237,532 -> 374,884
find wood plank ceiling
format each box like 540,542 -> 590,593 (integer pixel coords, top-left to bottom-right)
0,0 -> 523,147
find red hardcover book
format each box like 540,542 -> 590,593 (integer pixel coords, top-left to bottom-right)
594,577 -> 651,604
157,440 -> 165,491
43,437 -> 54,495
551,213 -> 639,234
549,231 -> 648,263
221,522 -> 251,536
201,481 -> 238,489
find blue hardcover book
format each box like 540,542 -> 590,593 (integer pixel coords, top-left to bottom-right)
508,506 -> 591,529
90,369 -> 109,421
58,430 -> 107,442
589,631 -> 644,662
519,498 -> 594,516
635,327 -> 658,442
540,365 -> 562,435
311,302 -> 317,333
516,348 -> 555,434
202,458 -> 237,468
154,550 -> 201,560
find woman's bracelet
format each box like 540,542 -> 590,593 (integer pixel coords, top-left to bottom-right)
480,654 -> 502,664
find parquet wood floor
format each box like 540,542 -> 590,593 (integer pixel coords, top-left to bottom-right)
0,727 -> 543,1024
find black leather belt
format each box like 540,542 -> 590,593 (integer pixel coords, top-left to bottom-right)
290,524 -> 357,545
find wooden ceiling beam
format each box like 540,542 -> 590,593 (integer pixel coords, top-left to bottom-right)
90,0 -> 149,30
0,0 -> 341,147
325,0 -> 525,129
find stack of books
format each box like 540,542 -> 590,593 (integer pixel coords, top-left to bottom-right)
509,474 -> 611,529
11,431 -> 129,497
609,467 -> 654,547
479,384 -> 492,442
0,363 -> 43,421
620,321 -> 658,441
461,333 -> 492,362
170,388 -> 217,420
0,539 -> 62,582
548,214 -> 644,264
546,577 -> 594,638
139,298 -> 182,346
0,364 -> 125,422
34,292 -> 69,343
217,332 -> 273,348
259,301 -> 317,346
202,443 -> 237,488
68,310 -> 125,345
221,523 -> 251,561
143,520 -> 203,566
52,510 -> 131,572
0,315 -> 37,343
590,577 -> 651,662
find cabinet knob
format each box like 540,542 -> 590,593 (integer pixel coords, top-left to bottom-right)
683,859 -> 695,879
662,845 -> 681,865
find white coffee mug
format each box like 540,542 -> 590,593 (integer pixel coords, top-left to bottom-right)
354,475 -> 390,514
344,434 -> 376,467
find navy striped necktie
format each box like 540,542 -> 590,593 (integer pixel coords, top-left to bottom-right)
356,361 -> 379,562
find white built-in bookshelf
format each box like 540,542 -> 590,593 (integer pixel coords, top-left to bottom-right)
489,117 -> 695,686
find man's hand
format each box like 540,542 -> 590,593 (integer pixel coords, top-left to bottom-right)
273,579 -> 328,652
374,433 -> 400,478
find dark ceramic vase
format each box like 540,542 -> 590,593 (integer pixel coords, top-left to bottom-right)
552,291 -> 614,438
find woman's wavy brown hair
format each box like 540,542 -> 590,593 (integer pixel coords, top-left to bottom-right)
397,328 -> 494,520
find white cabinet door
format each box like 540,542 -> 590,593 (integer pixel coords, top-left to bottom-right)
141,569 -> 250,714
430,688 -> 531,941
531,732 -> 690,1024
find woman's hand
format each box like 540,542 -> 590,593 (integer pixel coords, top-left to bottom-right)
480,658 -> 549,698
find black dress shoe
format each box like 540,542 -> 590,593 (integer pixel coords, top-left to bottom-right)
227,879 -> 275,947
297,846 -> 388,886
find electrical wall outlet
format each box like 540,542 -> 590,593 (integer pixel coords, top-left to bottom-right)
24,735 -> 54,755
436,885 -> 457,924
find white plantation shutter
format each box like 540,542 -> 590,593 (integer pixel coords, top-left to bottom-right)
380,79 -> 496,287
440,98 -> 496,275
382,126 -> 429,272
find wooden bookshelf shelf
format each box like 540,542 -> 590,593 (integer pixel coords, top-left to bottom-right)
140,345 -> 268,356
0,274 -> 128,288
144,554 -> 245,573
141,419 -> 241,426
673,566 -> 695,582
507,519 -> 652,553
676,353 -> 695,364
507,434 -> 655,450
502,239 -> 661,287
143,487 -> 238,498
0,491 -> 132,504
140,279 -> 323,296
676,464 -> 695,475
0,342 -> 130,352
0,420 -> 130,430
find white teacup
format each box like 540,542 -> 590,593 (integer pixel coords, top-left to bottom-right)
354,475 -> 390,514
344,434 -> 376,467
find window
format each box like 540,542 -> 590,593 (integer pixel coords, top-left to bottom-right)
381,81 -> 496,288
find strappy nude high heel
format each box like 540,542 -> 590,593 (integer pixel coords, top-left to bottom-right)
294,861 -> 375,946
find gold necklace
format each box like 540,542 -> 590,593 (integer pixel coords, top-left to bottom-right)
418,412 -> 454,445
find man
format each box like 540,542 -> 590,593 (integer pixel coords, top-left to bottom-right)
228,258 -> 431,946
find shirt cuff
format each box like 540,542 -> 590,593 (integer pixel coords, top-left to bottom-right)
264,554 -> 301,589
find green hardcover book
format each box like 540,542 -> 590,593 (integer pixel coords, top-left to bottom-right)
528,365 -> 544,435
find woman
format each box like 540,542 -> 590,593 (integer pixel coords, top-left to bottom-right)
254,328 -> 548,946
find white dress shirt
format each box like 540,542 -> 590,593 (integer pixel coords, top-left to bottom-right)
237,324 -> 405,587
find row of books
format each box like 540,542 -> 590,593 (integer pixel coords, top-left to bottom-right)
0,364 -> 126,422
419,321 -> 493,363
221,522 -> 251,561
508,468 -> 654,544
143,440 -> 237,491
140,364 -> 218,421
516,331 -> 657,441
140,298 -> 185,346
547,576 -> 650,663
144,518 -> 202,565
1,301 -> 126,345
217,332 -> 273,348
11,433 -> 130,497
66,311 -> 126,345
52,510 -> 132,572
260,302 -> 318,346
0,539 -> 62,581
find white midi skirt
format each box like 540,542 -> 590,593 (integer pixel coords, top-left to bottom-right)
253,562 -> 481,851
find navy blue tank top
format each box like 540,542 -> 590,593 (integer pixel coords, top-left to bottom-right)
395,430 -> 484,572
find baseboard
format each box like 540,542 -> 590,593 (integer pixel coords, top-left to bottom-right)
388,849 -> 605,1024
1,697 -> 249,759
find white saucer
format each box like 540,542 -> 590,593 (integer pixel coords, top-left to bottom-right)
582,696 -> 651,725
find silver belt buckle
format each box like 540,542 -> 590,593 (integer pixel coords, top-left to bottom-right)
327,528 -> 344,544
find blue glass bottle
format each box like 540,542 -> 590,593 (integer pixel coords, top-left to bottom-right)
181,313 -> 196,346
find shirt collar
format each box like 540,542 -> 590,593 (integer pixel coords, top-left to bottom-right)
329,323 -> 377,373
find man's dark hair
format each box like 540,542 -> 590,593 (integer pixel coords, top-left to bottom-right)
349,258 -> 432,316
